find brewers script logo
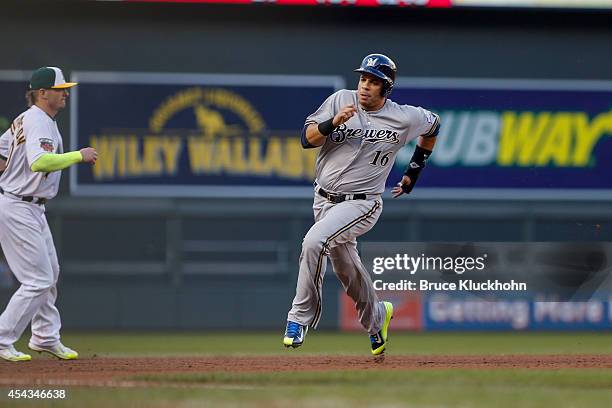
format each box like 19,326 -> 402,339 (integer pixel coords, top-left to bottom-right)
331,124 -> 400,145
89,87 -> 317,181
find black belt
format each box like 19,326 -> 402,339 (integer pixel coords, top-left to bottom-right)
318,188 -> 366,204
0,187 -> 47,205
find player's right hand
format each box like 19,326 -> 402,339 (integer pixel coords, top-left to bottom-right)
332,104 -> 357,127
80,147 -> 98,165
392,175 -> 413,198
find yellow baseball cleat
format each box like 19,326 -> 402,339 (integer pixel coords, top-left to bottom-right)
29,342 -> 79,360
370,301 -> 393,356
0,345 -> 32,362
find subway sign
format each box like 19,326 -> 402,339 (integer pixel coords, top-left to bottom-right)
392,78 -> 612,200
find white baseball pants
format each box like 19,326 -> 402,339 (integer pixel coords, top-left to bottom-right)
0,194 -> 62,349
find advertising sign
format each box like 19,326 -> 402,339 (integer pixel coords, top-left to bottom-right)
392,78 -> 612,200
70,71 -> 343,197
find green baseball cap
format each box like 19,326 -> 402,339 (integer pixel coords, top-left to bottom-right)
29,67 -> 77,90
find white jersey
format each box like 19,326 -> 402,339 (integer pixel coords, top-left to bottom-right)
306,89 -> 439,195
0,129 -> 9,159
0,105 -> 64,199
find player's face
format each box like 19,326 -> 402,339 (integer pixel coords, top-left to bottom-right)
46,88 -> 69,111
39,88 -> 69,113
357,74 -> 385,111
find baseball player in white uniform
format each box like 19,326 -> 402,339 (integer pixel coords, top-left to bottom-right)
0,67 -> 97,362
0,133 -> 7,176
283,54 -> 440,355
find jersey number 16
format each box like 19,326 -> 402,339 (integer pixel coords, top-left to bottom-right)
370,150 -> 392,167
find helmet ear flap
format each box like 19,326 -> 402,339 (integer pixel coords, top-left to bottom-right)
381,83 -> 393,98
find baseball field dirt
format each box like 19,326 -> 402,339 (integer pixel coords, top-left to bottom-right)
3,354 -> 612,387
1,332 -> 611,407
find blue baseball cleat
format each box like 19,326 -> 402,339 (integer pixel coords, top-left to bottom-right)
283,321 -> 308,348
370,301 -> 394,356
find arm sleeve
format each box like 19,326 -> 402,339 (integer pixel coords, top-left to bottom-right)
304,90 -> 341,126
31,151 -> 83,172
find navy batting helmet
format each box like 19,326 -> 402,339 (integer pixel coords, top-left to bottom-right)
354,53 -> 397,97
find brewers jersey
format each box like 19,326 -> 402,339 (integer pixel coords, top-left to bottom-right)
306,89 -> 439,195
0,106 -> 63,199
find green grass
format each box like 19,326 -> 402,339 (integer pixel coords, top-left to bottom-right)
3,331 -> 612,407
13,331 -> 612,357
3,370 -> 611,408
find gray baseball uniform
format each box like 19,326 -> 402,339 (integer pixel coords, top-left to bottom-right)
0,106 -> 65,349
287,89 -> 439,333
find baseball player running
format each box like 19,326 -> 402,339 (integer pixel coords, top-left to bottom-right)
0,67 -> 97,362
283,54 -> 440,355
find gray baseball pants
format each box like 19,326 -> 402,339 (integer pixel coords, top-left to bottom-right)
287,190 -> 385,334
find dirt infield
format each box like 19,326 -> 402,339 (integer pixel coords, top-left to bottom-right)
1,355 -> 611,387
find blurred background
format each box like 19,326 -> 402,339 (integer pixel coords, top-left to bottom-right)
0,0 -> 610,332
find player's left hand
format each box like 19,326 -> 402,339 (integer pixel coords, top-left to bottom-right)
80,147 -> 98,165
392,175 -> 412,198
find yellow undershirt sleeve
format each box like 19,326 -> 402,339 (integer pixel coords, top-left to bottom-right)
31,151 -> 83,172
